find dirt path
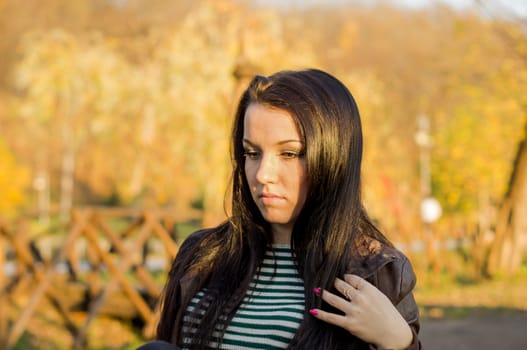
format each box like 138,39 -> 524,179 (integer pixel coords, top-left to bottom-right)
419,307 -> 527,349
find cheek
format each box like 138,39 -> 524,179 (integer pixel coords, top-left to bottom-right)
244,163 -> 256,185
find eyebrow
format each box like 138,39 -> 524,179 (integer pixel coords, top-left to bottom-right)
243,139 -> 304,146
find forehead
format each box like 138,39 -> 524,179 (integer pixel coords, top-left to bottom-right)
243,103 -> 301,141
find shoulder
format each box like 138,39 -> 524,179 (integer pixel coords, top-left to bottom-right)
170,222 -> 230,275
179,228 -> 213,251
173,229 -> 210,262
347,237 -> 416,304
371,245 -> 416,304
177,222 -> 229,255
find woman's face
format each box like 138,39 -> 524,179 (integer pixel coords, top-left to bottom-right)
243,103 -> 308,239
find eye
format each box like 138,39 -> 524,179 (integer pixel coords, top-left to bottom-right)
281,150 -> 304,159
244,150 -> 260,160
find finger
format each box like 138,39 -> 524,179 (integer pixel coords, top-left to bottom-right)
334,278 -> 356,301
343,274 -> 367,291
319,288 -> 351,312
309,308 -> 349,329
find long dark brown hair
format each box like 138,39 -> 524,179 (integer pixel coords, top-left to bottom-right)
157,69 -> 391,349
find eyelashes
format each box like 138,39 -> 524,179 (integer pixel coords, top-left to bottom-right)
243,150 -> 305,160
243,150 -> 260,160
280,150 -> 304,159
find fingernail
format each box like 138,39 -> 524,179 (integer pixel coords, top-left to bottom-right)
313,287 -> 321,296
309,309 -> 318,316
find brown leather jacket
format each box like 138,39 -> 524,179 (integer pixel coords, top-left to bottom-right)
159,230 -> 421,349
346,238 -> 422,349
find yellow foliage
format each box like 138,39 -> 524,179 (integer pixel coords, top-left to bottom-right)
2,0 -> 526,229
0,138 -> 30,216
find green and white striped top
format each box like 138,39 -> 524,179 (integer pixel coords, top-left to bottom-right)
182,244 -> 305,349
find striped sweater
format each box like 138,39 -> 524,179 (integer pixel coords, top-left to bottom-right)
182,244 -> 305,349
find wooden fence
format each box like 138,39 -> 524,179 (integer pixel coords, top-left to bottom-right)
0,207 -> 201,350
0,205 -> 499,348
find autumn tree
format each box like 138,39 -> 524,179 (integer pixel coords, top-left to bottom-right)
482,6 -> 527,275
2,0 -> 526,275
5,0 -> 320,224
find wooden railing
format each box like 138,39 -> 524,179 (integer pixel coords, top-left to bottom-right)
0,206 -> 499,348
0,207 -> 201,350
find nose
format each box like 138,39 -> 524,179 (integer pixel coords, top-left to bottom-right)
255,154 -> 278,184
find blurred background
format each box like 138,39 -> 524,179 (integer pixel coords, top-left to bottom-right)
0,0 -> 526,349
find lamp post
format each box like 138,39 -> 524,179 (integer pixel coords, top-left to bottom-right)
415,115 -> 432,197
415,114 -> 442,277
415,114 -> 442,222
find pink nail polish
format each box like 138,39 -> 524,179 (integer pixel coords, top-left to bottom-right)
309,309 -> 318,316
313,287 -> 321,296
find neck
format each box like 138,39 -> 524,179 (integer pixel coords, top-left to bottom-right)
271,224 -> 292,245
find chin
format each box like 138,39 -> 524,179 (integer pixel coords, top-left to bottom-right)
258,207 -> 297,226
262,214 -> 293,226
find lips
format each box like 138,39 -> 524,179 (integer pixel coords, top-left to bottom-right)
259,192 -> 284,205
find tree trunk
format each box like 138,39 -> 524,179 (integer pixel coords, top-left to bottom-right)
487,120 -> 527,274
59,121 -> 75,222
35,150 -> 50,225
129,105 -> 156,201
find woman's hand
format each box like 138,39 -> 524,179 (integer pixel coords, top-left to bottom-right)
309,274 -> 413,349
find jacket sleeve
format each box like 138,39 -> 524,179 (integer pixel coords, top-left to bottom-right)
395,257 -> 421,350
369,254 -> 422,350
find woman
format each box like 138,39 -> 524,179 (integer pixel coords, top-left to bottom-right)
156,69 -> 421,349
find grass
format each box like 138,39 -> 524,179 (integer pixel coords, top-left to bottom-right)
415,265 -> 527,319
